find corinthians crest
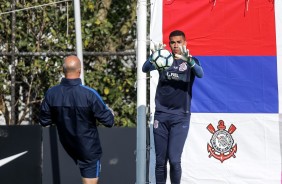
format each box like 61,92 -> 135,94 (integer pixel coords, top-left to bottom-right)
207,120 -> 237,163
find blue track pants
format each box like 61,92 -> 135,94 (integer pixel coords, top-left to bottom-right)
153,113 -> 190,184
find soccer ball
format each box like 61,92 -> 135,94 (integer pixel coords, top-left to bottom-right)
151,49 -> 174,70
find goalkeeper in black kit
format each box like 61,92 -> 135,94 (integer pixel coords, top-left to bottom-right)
142,30 -> 204,184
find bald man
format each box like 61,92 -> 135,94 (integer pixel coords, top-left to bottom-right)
40,56 -> 115,184
63,55 -> 82,79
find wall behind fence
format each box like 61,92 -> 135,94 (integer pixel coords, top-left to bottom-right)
0,125 -> 42,184
43,126 -> 138,184
0,126 -> 141,184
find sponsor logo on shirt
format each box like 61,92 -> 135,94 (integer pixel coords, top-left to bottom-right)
166,72 -> 179,80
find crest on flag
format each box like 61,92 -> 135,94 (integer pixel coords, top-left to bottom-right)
207,120 -> 237,163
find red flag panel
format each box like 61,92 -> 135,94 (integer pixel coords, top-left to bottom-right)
163,0 -> 276,56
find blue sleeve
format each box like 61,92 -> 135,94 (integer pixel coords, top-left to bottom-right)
192,58 -> 204,78
142,58 -> 156,72
39,96 -> 53,127
91,92 -> 115,127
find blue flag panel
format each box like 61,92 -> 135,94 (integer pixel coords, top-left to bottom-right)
191,56 -> 278,113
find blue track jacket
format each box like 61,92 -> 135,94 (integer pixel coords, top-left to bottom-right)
40,78 -> 114,164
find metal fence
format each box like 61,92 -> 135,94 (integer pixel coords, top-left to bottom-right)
0,0 -> 141,126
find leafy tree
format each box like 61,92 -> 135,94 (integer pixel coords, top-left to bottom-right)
0,0 -> 137,127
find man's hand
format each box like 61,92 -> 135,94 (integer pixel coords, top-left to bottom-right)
174,45 -> 195,67
150,42 -> 166,53
108,107 -> 115,116
149,42 -> 166,63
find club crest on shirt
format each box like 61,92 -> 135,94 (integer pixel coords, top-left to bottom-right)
179,62 -> 187,71
206,120 -> 237,163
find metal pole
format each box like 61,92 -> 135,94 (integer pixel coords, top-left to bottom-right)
136,0 -> 147,183
10,0 -> 16,125
73,0 -> 84,84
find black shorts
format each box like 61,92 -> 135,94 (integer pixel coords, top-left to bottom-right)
77,159 -> 101,178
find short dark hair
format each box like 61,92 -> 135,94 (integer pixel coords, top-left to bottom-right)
169,30 -> 186,40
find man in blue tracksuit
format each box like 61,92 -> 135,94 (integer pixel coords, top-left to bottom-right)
143,30 -> 204,184
39,55 -> 114,184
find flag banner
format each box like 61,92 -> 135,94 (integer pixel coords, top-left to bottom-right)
183,113 -> 280,184
149,0 -> 282,183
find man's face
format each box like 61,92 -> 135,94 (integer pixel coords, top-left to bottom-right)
169,35 -> 186,55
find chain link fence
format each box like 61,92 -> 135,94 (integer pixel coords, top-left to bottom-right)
0,0 -> 143,127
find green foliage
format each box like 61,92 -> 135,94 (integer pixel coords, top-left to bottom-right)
0,0 -> 137,126
84,55 -> 137,127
